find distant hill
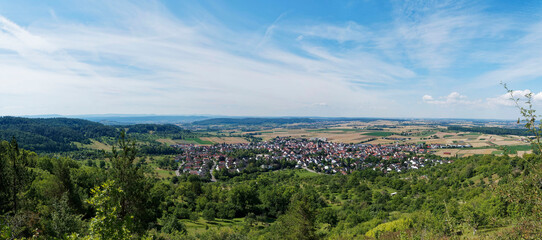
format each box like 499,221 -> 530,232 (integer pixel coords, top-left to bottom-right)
122,123 -> 190,135
191,117 -> 318,125
190,117 -> 411,126
76,115 -> 213,125
0,117 -> 119,152
0,117 -> 192,152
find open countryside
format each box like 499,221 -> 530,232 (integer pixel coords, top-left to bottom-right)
3,0 -> 542,239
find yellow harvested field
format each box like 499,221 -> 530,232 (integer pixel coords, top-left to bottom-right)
434,148 -> 498,157
461,148 -> 498,155
516,150 -> 532,157
433,149 -> 460,157
492,140 -> 524,146
469,142 -> 491,147
366,139 -> 395,145
326,134 -> 369,143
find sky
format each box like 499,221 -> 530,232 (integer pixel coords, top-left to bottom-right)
1,0 -> 542,119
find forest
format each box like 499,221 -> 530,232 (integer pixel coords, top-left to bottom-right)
0,117 -> 194,154
447,125 -> 531,136
1,129 -> 542,239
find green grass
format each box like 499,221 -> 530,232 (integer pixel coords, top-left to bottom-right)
443,135 -> 454,138
182,138 -> 214,145
501,145 -> 531,154
294,169 -> 320,177
363,132 -> 395,137
154,168 -> 175,179
507,144 -> 531,151
80,139 -> 112,150
492,150 -> 504,155
415,131 -> 436,137
307,128 -> 363,133
182,218 -> 246,236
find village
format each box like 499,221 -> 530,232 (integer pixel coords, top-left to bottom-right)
173,137 -> 454,179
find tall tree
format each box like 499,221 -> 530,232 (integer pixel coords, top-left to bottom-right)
109,131 -> 153,232
6,137 -> 32,214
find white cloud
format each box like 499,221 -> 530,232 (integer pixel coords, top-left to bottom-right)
294,21 -> 370,43
0,2 -> 412,116
487,90 -> 542,106
423,92 -> 477,105
470,20 -> 542,89
422,95 -> 434,101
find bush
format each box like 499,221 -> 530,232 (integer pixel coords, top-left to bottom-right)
365,218 -> 413,238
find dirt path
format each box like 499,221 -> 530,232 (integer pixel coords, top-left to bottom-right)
210,160 -> 217,182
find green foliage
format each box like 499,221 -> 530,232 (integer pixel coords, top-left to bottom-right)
195,227 -> 248,240
447,125 -> 531,136
365,218 -> 413,238
123,124 -> 187,135
81,180 -> 132,240
160,214 -> 187,234
109,131 -> 155,233
0,116 -> 118,152
4,111 -> 542,239
363,131 -> 395,137
42,193 -> 84,238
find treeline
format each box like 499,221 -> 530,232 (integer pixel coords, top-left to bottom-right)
122,124 -> 189,135
0,117 -> 118,152
192,118 -> 317,126
447,125 -> 531,136
0,117 -> 196,153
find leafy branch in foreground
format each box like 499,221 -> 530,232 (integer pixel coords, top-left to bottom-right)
500,84 -> 542,239
70,180 -> 132,240
503,83 -> 542,154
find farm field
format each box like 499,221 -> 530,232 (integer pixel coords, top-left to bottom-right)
156,136 -> 248,145
235,120 -> 530,156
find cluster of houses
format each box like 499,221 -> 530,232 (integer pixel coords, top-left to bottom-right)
381,156 -> 452,173
172,137 -> 451,177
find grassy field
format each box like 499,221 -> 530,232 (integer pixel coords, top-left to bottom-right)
501,144 -> 531,153
307,128 -> 363,133
363,132 -> 395,137
82,139 -> 112,150
181,138 -> 214,145
415,131 -> 436,137
154,168 -> 175,179
182,218 -> 245,236
293,169 -> 320,177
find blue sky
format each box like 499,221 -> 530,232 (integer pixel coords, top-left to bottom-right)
1,0 -> 542,119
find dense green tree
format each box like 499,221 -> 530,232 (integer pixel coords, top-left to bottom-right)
108,131 -> 154,233
71,180 -> 132,240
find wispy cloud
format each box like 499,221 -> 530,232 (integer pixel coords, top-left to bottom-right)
422,92 -> 479,105
0,0 -> 541,119
0,1 -> 420,116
